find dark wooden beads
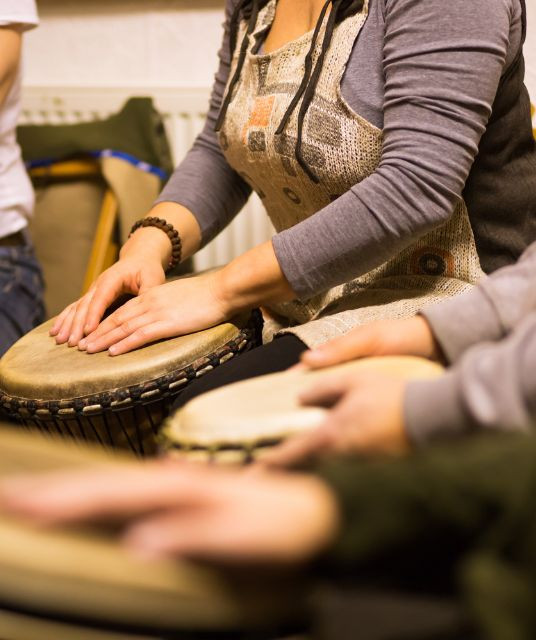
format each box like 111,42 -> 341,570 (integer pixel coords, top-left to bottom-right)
129,216 -> 182,271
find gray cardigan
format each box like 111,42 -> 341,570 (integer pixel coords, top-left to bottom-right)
157,0 -> 536,297
406,241 -> 536,443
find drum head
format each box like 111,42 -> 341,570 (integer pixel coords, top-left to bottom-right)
164,356 -> 444,452
0,313 -> 256,403
0,427 -> 307,634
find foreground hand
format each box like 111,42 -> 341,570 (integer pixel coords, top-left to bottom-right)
77,270 -> 232,356
0,463 -> 339,565
262,372 -> 410,468
301,316 -> 442,370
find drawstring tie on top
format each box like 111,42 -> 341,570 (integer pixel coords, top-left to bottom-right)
215,0 -> 365,183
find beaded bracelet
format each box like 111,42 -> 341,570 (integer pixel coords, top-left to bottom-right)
129,216 -> 182,271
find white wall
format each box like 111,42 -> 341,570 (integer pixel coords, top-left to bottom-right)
26,0 -> 535,98
25,0 -> 224,89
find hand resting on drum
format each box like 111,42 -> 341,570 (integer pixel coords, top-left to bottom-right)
261,370 -> 410,468
300,316 -> 444,370
0,462 -> 339,566
51,201 -> 295,355
260,317 -> 441,467
50,229 -> 168,348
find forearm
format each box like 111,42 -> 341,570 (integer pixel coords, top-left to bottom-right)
405,313 -> 536,445
421,242 -> 536,364
273,0 -> 512,299
218,240 -> 296,313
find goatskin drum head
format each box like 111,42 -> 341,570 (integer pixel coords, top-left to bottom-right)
0,314 -> 254,403
164,356 -> 444,450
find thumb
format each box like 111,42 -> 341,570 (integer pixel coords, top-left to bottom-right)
301,329 -> 373,369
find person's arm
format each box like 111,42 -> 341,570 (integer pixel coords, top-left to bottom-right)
270,0 -> 515,298
406,313 -> 536,445
0,27 -> 22,109
420,242 -> 536,364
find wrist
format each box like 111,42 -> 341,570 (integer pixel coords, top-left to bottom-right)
119,227 -> 171,268
217,242 -> 296,315
410,315 -> 443,361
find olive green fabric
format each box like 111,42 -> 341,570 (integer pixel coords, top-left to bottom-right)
17,98 -> 173,176
316,434 -> 536,639
18,98 -> 191,318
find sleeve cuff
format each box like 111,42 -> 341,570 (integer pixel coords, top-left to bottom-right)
421,286 -> 504,364
404,374 -> 472,445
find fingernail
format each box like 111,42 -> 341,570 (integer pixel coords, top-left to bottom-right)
78,339 -> 87,350
68,335 -> 76,347
108,346 -> 117,356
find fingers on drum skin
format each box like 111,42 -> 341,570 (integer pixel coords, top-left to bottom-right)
50,301 -> 78,337
83,273 -> 137,336
86,295 -> 143,343
68,291 -> 96,346
54,305 -> 79,344
299,374 -> 357,407
108,321 -> 175,356
85,313 -> 157,354
301,331 -> 371,369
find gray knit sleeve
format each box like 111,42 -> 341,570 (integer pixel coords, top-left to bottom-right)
273,0 -> 515,298
155,0 -> 251,247
405,313 -> 536,445
421,242 -> 536,364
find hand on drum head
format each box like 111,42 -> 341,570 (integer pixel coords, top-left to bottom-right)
300,316 -> 443,370
51,256 -> 166,347
77,270 -> 231,355
260,371 -> 410,468
0,462 -> 339,566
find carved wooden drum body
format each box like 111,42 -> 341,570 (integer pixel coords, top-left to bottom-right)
0,312 -> 262,456
162,356 -> 445,463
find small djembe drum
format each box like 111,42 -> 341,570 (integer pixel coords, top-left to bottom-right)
0,311 -> 262,456
162,356 -> 445,463
0,427 -> 308,639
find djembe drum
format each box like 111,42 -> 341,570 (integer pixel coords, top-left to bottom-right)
0,427 -> 308,640
162,356 -> 445,463
0,311 -> 262,456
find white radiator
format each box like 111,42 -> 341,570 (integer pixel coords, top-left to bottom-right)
20,86 -> 274,272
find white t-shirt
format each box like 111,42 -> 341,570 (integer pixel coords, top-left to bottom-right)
0,0 -> 38,239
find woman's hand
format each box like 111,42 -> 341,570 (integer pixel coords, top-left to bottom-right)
52,203 -> 204,349
51,227 -> 171,347
261,371 -> 410,468
78,270 -> 231,356
0,463 -> 339,566
301,316 -> 443,370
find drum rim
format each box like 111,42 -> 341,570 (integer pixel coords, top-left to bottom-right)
0,311 -> 263,422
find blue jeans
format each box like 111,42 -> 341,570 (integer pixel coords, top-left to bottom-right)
0,243 -> 45,358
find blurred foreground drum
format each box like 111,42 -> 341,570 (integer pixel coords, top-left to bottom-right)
162,356 -> 444,463
0,312 -> 262,456
0,427 -> 308,640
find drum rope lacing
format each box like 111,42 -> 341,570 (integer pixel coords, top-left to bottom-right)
0,310 -> 264,455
